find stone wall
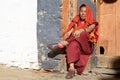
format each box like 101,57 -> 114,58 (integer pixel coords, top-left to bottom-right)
37,0 -> 62,70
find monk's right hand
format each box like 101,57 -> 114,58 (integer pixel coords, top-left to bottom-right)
74,29 -> 84,38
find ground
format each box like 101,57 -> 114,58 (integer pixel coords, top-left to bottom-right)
0,64 -> 120,80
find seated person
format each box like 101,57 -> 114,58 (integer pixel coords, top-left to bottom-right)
48,4 -> 99,79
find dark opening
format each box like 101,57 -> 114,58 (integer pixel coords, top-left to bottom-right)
103,0 -> 117,3
100,46 -> 104,55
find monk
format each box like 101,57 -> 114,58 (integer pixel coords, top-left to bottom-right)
48,4 -> 98,79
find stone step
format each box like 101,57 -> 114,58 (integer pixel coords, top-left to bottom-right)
95,55 -> 120,68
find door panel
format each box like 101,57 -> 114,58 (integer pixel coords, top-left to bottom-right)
97,1 -> 116,55
116,0 -> 120,55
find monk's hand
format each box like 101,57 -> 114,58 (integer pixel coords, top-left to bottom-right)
63,28 -> 73,40
63,31 -> 71,40
74,29 -> 84,38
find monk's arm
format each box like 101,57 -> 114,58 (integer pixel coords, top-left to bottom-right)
85,22 -> 98,33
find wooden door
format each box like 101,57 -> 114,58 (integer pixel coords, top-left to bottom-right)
97,0 -> 116,56
96,0 -> 120,68
97,0 -> 120,56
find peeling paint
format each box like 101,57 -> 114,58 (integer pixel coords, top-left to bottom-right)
37,10 -> 47,16
37,0 -> 61,70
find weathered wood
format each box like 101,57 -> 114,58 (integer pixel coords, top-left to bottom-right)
61,0 -> 77,35
97,0 -> 120,56
116,0 -> 120,56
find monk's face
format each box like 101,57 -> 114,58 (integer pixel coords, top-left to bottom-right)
79,6 -> 86,20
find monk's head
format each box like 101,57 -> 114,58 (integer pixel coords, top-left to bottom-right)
79,4 -> 86,21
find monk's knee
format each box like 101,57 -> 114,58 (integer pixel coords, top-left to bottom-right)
80,32 -> 88,38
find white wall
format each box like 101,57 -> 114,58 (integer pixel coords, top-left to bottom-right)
0,0 -> 39,69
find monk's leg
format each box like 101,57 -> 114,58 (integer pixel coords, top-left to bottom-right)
65,41 -> 80,79
75,32 -> 94,75
66,40 -> 80,65
76,32 -> 93,54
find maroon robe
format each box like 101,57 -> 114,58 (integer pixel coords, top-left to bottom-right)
66,32 -> 94,75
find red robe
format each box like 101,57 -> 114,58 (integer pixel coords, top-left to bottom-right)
64,4 -> 99,75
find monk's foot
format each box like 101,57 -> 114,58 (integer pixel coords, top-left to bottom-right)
65,70 -> 75,79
